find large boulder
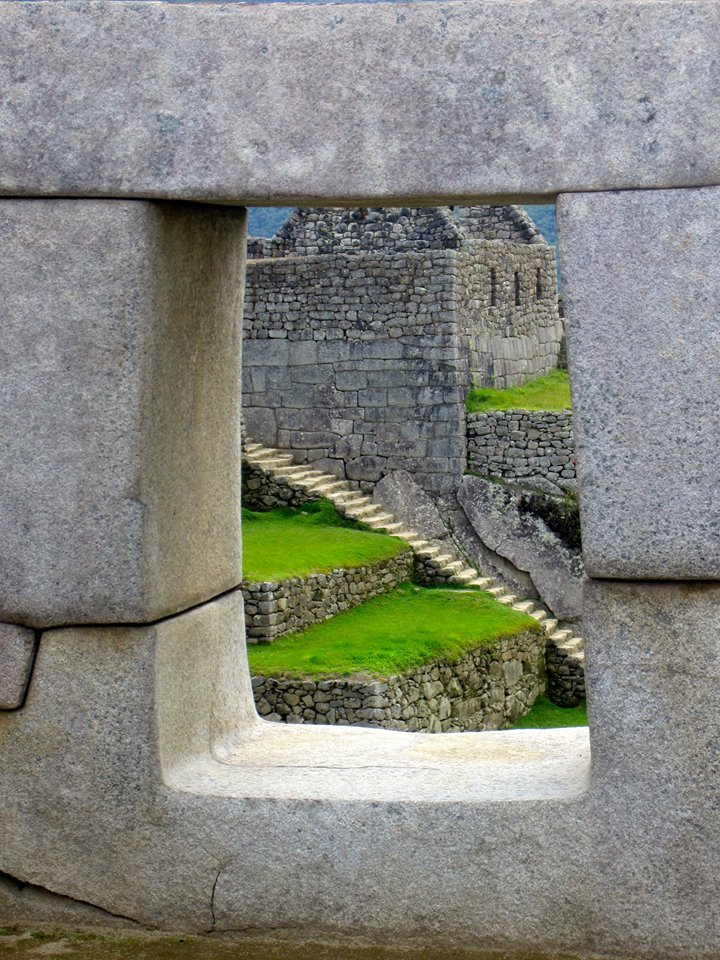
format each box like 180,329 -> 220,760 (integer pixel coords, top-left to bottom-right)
373,470 -> 450,543
457,476 -> 583,622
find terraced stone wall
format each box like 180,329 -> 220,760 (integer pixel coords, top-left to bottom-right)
252,627 -> 544,731
467,409 -> 575,488
243,550 -> 414,643
242,460 -> 316,511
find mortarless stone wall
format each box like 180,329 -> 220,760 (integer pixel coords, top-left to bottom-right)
243,207 -> 562,495
467,410 -> 575,486
252,626 -> 544,731
456,240 -> 563,388
243,246 -> 469,497
242,460 -> 317,511
243,550 -> 414,643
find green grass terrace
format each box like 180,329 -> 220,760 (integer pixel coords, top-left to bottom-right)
242,501 -> 407,583
467,369 -> 571,413
247,583 -> 540,680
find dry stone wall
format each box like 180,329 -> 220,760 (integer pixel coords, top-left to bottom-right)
252,627 -> 544,732
456,240 -> 563,388
243,207 -> 562,494
467,410 -> 575,487
242,460 -> 316,511
457,205 -> 545,243
243,550 -> 414,643
243,247 -> 469,497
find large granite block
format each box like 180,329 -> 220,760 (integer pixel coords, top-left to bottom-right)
1,2 -> 720,203
583,578 -> 720,803
558,187 -> 720,578
0,623 -> 36,709
0,200 -> 246,626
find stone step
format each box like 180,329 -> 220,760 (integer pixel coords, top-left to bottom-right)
448,571 -> 478,585
302,479 -> 347,495
440,559 -> 465,573
415,545 -> 442,559
541,618 -> 558,635
530,609 -> 548,622
557,637 -> 583,654
249,454 -> 295,468
487,585 -> 508,597
327,491 -> 365,505
364,514 -> 396,528
496,594 -> 518,606
376,522 -> 407,535
512,600 -> 536,614
468,577 -> 495,589
344,504 -> 384,519
432,555 -> 457,568
244,442 -> 263,453
270,465 -> 316,479
551,629 -> 573,643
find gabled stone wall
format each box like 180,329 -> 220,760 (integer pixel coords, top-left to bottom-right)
243,207 -> 562,495
455,239 -> 562,388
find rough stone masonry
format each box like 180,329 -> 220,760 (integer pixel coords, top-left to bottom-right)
243,206 -> 562,496
1,3 -> 720,960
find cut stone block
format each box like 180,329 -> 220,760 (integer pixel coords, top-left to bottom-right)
583,578 -> 720,798
0,623 -> 36,709
1,2 -> 720,203
0,200 -> 246,626
558,187 -> 720,579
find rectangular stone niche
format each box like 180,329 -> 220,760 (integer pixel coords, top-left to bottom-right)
0,200 -> 247,627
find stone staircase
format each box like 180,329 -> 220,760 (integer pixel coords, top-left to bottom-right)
243,441 -> 585,702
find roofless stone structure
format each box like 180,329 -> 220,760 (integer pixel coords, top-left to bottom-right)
1,3 -> 720,959
243,205 -> 561,494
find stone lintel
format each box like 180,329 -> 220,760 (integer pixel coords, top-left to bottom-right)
0,1 -> 719,203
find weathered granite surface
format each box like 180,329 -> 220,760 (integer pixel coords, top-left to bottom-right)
0,623 -> 36,710
1,2 -> 720,203
373,470 -> 450,543
3,578 -> 717,958
559,187 -> 720,579
457,475 -> 583,622
0,200 -> 246,627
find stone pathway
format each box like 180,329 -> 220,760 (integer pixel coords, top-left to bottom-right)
243,441 -> 585,703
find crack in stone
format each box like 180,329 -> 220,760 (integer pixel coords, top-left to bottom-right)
209,864 -> 224,932
0,870 -> 140,926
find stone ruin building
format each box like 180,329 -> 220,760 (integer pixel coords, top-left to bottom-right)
243,205 -> 562,496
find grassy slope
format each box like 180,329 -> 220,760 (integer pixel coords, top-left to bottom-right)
242,502 -> 406,582
467,370 -> 571,413
247,583 -> 539,679
511,694 -> 588,729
